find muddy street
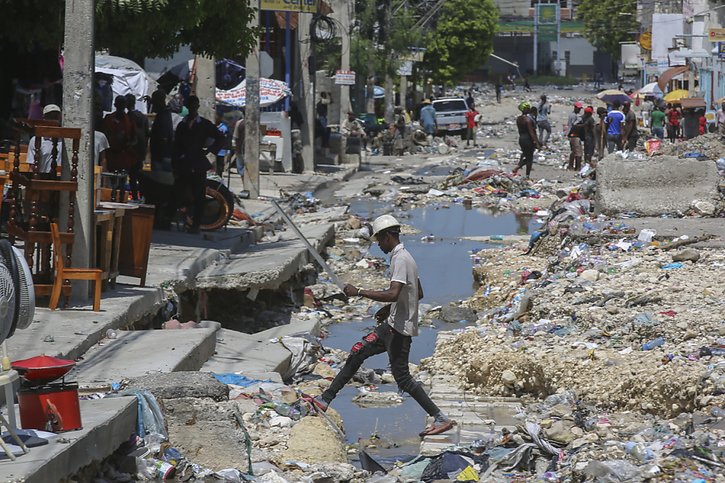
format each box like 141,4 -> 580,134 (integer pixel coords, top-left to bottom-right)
77,87 -> 725,483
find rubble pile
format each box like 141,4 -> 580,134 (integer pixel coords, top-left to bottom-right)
655,133 -> 725,160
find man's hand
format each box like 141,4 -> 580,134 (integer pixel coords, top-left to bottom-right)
374,304 -> 391,324
343,284 -> 359,297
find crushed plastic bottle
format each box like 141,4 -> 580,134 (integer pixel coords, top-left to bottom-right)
642,337 -> 665,351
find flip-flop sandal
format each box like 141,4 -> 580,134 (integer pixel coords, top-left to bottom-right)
419,419 -> 457,437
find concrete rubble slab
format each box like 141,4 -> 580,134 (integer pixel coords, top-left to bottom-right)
75,325 -> 219,388
0,397 -> 136,483
195,223 -> 336,290
596,154 -> 720,216
202,315 -> 320,376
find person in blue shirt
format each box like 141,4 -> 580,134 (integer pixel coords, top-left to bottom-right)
604,101 -> 625,154
419,99 -> 436,135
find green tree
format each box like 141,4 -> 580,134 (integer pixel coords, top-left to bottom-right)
0,0 -> 258,59
423,0 -> 498,84
578,0 -> 638,59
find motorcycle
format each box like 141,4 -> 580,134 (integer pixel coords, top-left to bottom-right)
137,169 -> 235,232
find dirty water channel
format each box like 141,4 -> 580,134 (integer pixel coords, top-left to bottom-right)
324,199 -> 537,467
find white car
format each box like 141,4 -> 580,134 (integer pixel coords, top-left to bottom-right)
432,98 -> 468,137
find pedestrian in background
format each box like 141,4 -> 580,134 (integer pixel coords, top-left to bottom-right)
621,101 -> 638,150
567,102 -> 583,169
173,95 -> 224,234
125,94 -> 148,200
594,107 -> 607,161
604,101 -> 625,153
495,81 -> 503,104
665,104 -> 680,143
536,95 -> 552,146
650,106 -> 665,140
102,96 -> 137,174
465,103 -> 479,147
717,101 -> 725,136
512,101 -> 540,178
419,99 -> 436,136
311,215 -> 456,437
214,109 -> 229,176
582,106 -> 596,166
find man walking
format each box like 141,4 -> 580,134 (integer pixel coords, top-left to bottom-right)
173,95 -> 225,234
536,95 -> 552,146
604,101 -> 625,153
312,215 -> 456,437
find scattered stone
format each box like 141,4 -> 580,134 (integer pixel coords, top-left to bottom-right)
439,303 -> 477,323
579,269 -> 599,282
672,248 -> 701,263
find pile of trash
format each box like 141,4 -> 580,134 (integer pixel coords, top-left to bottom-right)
655,133 -> 725,161
418,208 -> 725,479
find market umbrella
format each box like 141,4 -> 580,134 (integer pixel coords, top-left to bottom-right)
636,82 -> 663,97
215,78 -> 291,108
664,89 -> 689,103
596,89 -> 631,105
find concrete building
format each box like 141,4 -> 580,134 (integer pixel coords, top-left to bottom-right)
638,0 -> 725,108
480,0 -> 608,80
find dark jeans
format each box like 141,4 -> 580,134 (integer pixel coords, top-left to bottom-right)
176,171 -> 206,229
607,134 -> 621,153
321,323 -> 440,417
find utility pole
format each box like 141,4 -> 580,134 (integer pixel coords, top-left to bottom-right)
338,1 -> 352,124
62,0 -> 94,300
533,3 -> 539,75
299,14 -> 316,172
244,8 -> 260,198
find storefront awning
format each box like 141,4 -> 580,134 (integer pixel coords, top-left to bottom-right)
657,65 -> 689,91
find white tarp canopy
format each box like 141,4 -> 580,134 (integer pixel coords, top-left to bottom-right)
216,78 -> 291,108
95,54 -> 153,113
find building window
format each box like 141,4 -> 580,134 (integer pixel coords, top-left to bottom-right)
531,0 -> 568,7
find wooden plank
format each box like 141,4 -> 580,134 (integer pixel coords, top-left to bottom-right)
33,126 -> 82,140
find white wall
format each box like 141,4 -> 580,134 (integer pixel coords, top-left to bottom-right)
546,37 -> 594,66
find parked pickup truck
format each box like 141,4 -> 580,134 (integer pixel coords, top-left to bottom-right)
432,97 -> 468,137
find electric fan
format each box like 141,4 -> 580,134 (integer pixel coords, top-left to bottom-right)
0,239 -> 36,364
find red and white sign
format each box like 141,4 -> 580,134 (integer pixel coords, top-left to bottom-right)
334,70 -> 356,85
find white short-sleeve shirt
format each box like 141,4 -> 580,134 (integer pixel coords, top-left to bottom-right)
387,243 -> 420,337
26,136 -> 64,173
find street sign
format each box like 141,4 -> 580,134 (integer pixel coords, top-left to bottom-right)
537,3 -> 557,24
334,70 -> 356,85
397,61 -> 413,76
260,0 -> 317,13
709,28 -> 725,42
719,42 -> 725,60
640,31 -> 652,51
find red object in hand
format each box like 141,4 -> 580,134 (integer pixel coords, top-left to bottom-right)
12,355 -> 76,383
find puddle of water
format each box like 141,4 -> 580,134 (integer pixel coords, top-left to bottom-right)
325,203 -> 536,464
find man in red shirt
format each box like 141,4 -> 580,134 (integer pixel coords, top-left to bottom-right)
665,104 -> 681,143
465,104 -> 479,147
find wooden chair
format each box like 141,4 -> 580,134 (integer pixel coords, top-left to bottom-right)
49,223 -> 102,312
